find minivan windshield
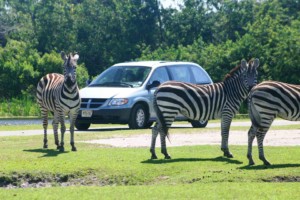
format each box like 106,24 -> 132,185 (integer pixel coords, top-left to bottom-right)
89,66 -> 151,88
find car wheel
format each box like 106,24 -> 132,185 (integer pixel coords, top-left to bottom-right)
191,120 -> 208,128
75,121 -> 91,130
128,104 -> 148,129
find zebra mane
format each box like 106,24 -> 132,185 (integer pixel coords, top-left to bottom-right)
247,59 -> 255,66
223,64 -> 242,81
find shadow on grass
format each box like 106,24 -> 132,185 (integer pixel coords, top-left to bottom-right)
141,156 -> 243,165
239,163 -> 300,170
23,148 -> 69,157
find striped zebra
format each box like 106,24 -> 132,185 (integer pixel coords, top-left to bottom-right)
150,59 -> 260,159
36,52 -> 81,152
247,81 -> 300,165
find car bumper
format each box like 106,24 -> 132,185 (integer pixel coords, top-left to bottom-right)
76,108 -> 131,124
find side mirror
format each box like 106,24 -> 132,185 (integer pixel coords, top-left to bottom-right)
146,80 -> 160,90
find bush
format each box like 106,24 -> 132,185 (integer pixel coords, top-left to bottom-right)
0,96 -> 40,117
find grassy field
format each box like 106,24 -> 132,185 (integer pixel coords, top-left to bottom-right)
0,120 -> 300,199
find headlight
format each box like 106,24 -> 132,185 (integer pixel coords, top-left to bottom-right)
109,98 -> 129,106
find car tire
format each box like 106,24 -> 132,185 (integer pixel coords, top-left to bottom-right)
75,121 -> 91,130
191,120 -> 208,128
128,104 -> 148,129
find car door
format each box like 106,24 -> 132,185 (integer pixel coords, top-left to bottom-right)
147,66 -> 170,120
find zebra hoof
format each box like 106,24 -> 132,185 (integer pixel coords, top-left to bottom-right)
150,149 -> 158,159
263,160 -> 271,166
71,147 -> 77,151
164,155 -> 171,159
223,151 -> 233,158
43,144 -> 48,149
260,156 -> 271,166
59,146 -> 65,152
248,161 -> 255,166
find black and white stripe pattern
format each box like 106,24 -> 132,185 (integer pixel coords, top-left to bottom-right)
247,81 -> 300,165
150,59 -> 260,159
36,52 -> 80,152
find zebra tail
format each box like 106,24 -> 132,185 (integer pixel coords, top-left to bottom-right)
248,94 -> 261,128
153,91 -> 169,139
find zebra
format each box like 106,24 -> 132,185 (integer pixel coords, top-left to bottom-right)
150,58 -> 260,159
247,81 -> 300,165
36,52 -> 81,152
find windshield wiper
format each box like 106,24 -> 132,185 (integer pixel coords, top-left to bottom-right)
118,82 -> 133,88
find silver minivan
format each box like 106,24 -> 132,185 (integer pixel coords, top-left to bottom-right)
75,61 -> 213,130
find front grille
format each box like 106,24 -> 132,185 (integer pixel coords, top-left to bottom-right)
80,98 -> 108,109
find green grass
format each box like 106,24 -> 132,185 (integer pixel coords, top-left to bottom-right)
1,183 -> 300,200
0,122 -> 299,199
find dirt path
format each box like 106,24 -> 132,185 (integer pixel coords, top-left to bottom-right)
82,120 -> 300,147
1,120 -> 300,147
83,129 -> 300,147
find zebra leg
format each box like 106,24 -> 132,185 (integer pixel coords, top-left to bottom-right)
41,108 -> 48,149
59,114 -> 66,152
150,123 -> 159,159
160,126 -> 171,159
221,114 -> 233,158
52,113 -> 60,149
257,129 -> 271,166
247,125 -> 256,165
69,112 -> 77,151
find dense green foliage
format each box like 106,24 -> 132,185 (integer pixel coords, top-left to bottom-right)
0,0 -> 299,110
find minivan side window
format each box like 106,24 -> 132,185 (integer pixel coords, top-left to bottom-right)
168,65 -> 194,83
191,66 -> 211,84
149,67 -> 169,84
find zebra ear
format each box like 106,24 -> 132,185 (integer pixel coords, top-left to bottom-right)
253,58 -> 259,69
73,54 -> 79,62
241,59 -> 247,70
61,52 -> 67,61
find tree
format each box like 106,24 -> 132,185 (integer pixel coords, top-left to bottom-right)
0,40 -> 40,98
32,0 -> 77,53
74,0 -> 161,76
160,0 -> 207,46
245,0 -> 300,83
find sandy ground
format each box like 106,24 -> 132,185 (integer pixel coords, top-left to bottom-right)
83,129 -> 300,147
1,120 -> 300,147
82,120 -> 300,147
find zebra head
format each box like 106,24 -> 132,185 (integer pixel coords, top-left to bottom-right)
61,52 -> 79,88
241,58 -> 259,91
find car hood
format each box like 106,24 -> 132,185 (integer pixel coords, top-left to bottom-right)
79,87 -> 142,99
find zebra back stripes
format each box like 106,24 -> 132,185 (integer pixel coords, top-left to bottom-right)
36,52 -> 80,152
150,59 -> 259,159
247,81 -> 300,165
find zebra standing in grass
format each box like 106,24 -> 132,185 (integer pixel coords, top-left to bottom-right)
150,59 -> 260,159
36,52 -> 81,152
247,81 -> 300,165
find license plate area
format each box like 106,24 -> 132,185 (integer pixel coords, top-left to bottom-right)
82,110 -> 93,117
